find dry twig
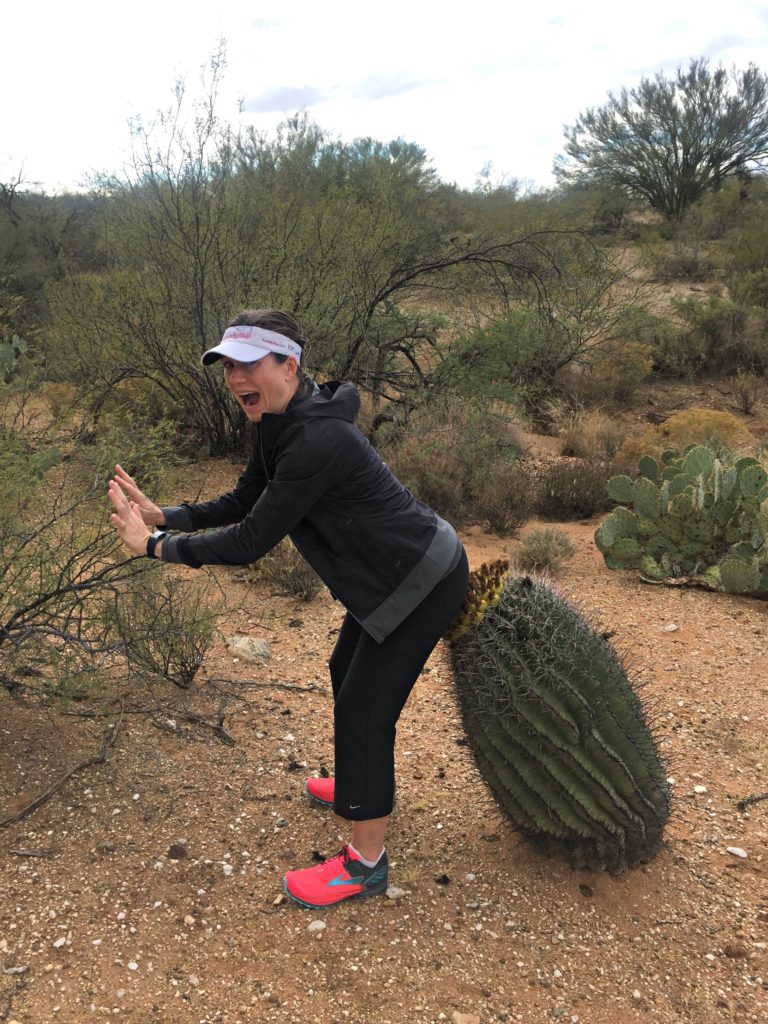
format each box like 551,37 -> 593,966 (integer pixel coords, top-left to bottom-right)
0,716 -> 123,828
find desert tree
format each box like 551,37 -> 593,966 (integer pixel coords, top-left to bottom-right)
556,58 -> 768,219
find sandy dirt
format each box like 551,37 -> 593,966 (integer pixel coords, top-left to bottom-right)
2,486 -> 767,1024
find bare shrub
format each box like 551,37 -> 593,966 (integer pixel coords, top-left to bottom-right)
471,462 -> 537,536
648,242 -> 717,283
586,340 -> 654,406
113,570 -> 218,689
384,398 -> 525,525
251,539 -> 324,602
733,370 -> 764,414
548,403 -> 628,461
536,459 -> 615,520
513,528 -> 576,573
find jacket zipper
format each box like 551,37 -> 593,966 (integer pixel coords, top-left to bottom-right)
257,424 -> 271,482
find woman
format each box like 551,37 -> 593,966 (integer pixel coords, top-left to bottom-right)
108,309 -> 468,909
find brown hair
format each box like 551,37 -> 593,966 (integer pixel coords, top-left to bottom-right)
227,309 -> 307,346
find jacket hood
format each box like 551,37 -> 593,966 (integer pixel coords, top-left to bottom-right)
282,380 -> 360,424
257,379 -> 360,445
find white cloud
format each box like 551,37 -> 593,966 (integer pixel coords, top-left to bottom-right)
2,0 -> 768,191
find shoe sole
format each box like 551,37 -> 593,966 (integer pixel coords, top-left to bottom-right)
282,877 -> 388,909
303,782 -> 333,808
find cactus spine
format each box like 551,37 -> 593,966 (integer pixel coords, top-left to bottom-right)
449,566 -> 669,872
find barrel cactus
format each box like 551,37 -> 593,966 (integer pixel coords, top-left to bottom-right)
595,445 -> 768,596
448,562 -> 669,872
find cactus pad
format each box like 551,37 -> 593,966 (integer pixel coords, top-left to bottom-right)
596,443 -> 768,598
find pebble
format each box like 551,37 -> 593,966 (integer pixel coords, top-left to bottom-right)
663,623 -> 679,632
452,1014 -> 480,1024
726,846 -> 748,858
307,920 -> 326,933
222,863 -> 234,876
693,785 -> 708,794
127,962 -> 138,971
385,885 -> 408,900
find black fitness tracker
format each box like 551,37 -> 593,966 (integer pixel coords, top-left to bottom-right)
146,530 -> 167,558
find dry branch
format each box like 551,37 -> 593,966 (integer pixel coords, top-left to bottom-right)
0,716 -> 123,828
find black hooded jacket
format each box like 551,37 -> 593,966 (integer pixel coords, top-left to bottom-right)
161,381 -> 461,642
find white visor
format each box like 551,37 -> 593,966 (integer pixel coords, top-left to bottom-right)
202,325 -> 302,366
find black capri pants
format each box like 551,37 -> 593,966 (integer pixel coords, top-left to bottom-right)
330,547 -> 469,821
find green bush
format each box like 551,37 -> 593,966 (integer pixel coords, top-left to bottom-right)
670,295 -> 768,374
729,268 -> 768,308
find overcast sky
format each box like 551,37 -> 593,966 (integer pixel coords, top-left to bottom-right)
3,0 -> 768,194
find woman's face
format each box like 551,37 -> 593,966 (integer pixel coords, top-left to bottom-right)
222,354 -> 299,422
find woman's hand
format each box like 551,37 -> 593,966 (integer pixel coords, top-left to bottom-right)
113,464 -> 165,527
108,478 -> 152,556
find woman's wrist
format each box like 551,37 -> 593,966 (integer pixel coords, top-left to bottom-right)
146,529 -> 167,558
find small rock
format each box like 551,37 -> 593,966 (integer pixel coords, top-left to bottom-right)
167,843 -> 189,860
222,863 -> 234,876
726,846 -> 748,858
96,839 -> 116,855
662,623 -> 679,632
127,962 -> 138,971
308,920 -> 326,933
693,785 -> 708,794
183,915 -> 196,927
53,937 -> 66,949
273,893 -> 286,906
723,942 -> 749,958
188,975 -> 200,988
632,989 -> 642,1000
275,817 -> 288,828
385,885 -> 408,900
226,636 -> 270,662
452,1014 -> 481,1024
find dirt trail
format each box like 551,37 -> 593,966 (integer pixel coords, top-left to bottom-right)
2,514 -> 767,1024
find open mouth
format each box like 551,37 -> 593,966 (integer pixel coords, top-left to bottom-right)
240,392 -> 260,408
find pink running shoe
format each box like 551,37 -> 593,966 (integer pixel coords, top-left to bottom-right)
284,846 -> 389,908
304,776 -> 335,808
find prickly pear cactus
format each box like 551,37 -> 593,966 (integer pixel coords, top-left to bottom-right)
596,445 -> 768,596
449,565 -> 670,872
